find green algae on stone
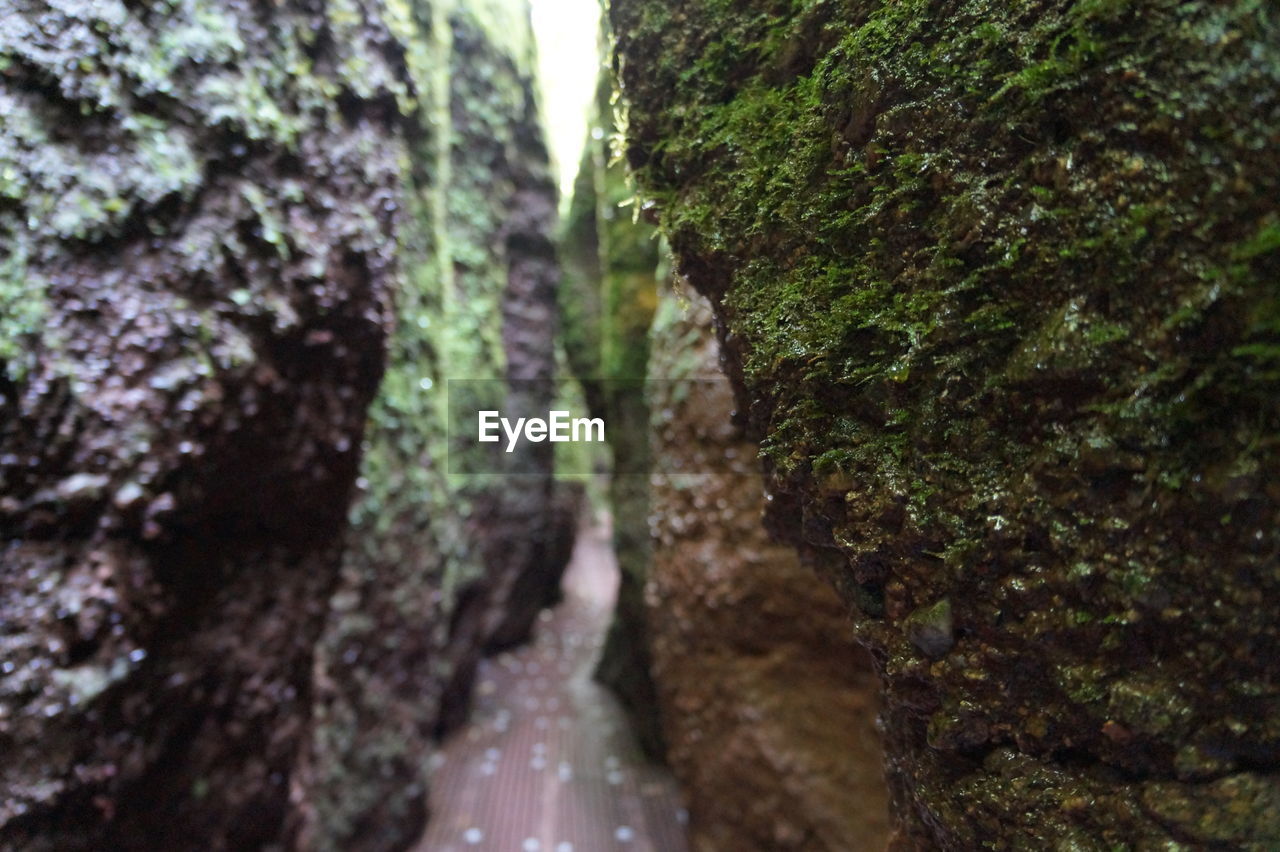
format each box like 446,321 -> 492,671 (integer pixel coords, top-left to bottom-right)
903,597 -> 953,659
559,62 -> 667,758
609,0 -> 1280,844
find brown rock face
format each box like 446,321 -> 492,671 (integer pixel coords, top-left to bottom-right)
609,0 -> 1280,846
0,0 -> 404,847
647,281 -> 889,851
0,0 -> 570,848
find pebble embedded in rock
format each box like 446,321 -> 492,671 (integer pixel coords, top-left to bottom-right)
905,598 -> 954,658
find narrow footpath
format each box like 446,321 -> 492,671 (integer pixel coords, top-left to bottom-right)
416,524 -> 690,852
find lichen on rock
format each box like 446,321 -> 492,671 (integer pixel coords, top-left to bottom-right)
0,0 -> 572,847
0,0 -> 408,845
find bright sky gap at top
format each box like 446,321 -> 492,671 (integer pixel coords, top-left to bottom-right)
529,0 -> 604,201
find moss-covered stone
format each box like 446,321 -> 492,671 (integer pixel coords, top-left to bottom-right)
0,0 -> 409,846
609,0 -> 1280,845
559,63 -> 667,759
306,0 -> 572,848
0,0 -> 568,848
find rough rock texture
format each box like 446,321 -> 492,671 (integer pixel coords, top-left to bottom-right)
304,1 -> 574,849
0,0 -> 569,848
647,279 -> 890,851
560,72 -> 666,759
426,0 -> 573,742
610,0 -> 1280,847
0,0 -> 406,846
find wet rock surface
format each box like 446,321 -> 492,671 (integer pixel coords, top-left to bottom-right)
0,0 -> 403,845
304,2 -> 575,849
0,0 -> 571,848
609,0 -> 1280,846
647,281 -> 889,851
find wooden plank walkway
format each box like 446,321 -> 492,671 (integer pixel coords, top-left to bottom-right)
416,525 -> 690,852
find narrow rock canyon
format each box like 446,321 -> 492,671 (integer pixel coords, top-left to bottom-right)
2,0 -> 1277,849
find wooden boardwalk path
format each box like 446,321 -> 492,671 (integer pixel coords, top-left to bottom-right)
416,525 -> 690,852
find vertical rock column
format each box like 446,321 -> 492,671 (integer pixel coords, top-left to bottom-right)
0,0 -> 408,847
609,0 -> 1280,847
306,0 -> 573,848
647,279 -> 890,851
429,0 -> 572,738
559,70 -> 666,759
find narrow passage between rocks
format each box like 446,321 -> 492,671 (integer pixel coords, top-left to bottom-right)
416,524 -> 690,852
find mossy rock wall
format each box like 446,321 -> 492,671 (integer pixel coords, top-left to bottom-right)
609,0 -> 1280,846
0,0 -> 408,846
0,0 -> 567,848
559,69 -> 667,760
306,0 -> 572,848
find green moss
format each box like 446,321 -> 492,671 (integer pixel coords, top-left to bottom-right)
311,0 -> 558,847
1142,774 -> 1280,846
0,248 -> 45,381
613,0 -> 1280,843
199,74 -> 305,146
